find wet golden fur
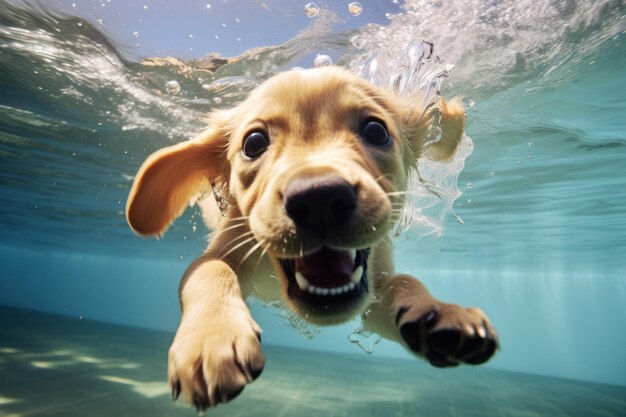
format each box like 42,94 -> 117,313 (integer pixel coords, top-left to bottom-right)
126,67 -> 497,410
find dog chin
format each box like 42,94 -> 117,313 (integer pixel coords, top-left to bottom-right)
274,246 -> 371,325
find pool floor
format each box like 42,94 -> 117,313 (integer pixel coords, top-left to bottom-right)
1,306 -> 624,417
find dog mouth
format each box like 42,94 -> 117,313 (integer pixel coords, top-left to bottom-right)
279,246 -> 369,312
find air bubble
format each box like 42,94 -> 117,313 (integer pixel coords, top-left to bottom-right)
165,80 -> 181,95
466,182 -> 472,189
490,171 -> 495,177
304,2 -> 320,17
313,54 -> 333,67
206,3 -> 212,9
348,2 -> 363,16
213,97 -> 222,104
132,31 -> 139,38
143,5 -> 148,10
349,323 -> 382,354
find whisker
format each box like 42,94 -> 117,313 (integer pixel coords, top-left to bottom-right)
239,238 -> 267,267
374,173 -> 394,185
255,241 -> 271,269
220,216 -> 250,224
220,230 -> 255,252
220,235 -> 257,260
212,222 -> 248,237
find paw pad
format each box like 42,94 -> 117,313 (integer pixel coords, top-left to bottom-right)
397,304 -> 498,367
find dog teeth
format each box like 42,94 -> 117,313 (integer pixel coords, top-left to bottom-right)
348,249 -> 357,261
350,266 -> 363,284
295,272 -> 309,290
306,282 -> 358,296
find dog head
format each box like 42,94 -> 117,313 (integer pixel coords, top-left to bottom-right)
127,67 -> 464,324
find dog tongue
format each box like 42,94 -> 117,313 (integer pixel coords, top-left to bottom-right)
295,247 -> 355,288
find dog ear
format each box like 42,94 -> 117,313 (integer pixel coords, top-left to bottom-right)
126,124 -> 230,237
403,97 -> 465,163
426,97 -> 465,162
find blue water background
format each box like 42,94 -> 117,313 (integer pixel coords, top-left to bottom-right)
1,0 -> 625,387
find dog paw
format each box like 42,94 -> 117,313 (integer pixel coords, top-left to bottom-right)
168,309 -> 264,411
396,302 -> 498,368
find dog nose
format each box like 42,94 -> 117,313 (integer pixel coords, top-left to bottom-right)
283,175 -> 357,232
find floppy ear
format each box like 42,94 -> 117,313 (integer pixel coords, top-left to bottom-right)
426,97 -> 465,162
126,128 -> 229,237
403,96 -> 465,163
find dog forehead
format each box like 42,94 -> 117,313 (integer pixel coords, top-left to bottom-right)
246,68 -> 383,119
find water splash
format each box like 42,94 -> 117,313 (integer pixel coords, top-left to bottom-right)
397,134 -> 473,245
263,301 -> 321,340
313,53 -> 333,67
1,0 -> 622,261
353,40 -> 471,244
348,311 -> 382,354
357,0 -> 625,98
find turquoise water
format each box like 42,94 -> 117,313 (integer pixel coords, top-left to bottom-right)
3,306 -> 626,417
1,0 -> 625,415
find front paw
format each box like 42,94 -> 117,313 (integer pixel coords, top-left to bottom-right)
168,309 -> 264,411
396,302 -> 498,368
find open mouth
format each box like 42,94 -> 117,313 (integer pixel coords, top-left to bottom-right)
279,246 -> 370,309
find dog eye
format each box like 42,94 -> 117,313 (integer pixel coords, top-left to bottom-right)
242,130 -> 270,159
361,119 -> 390,146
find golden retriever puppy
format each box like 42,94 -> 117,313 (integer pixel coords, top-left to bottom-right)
126,66 -> 497,411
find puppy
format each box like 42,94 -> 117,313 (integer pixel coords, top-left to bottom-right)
126,66 -> 498,411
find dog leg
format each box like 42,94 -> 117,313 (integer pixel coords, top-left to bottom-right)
168,255 -> 264,411
364,274 -> 498,367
